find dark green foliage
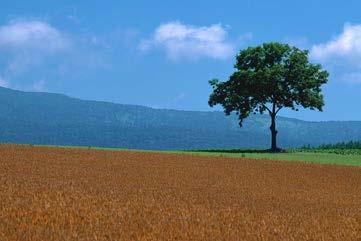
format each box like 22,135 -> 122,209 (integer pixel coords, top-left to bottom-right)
298,141 -> 361,155
318,141 -> 361,149
209,42 -> 329,151
188,149 -> 280,154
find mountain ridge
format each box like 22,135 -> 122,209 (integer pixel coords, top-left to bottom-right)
0,86 -> 360,150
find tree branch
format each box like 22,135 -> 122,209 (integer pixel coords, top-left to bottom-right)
262,105 -> 272,115
275,107 -> 283,115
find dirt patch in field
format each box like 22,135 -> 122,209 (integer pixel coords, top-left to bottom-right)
0,145 -> 360,240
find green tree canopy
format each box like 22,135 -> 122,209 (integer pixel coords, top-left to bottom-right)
209,42 -> 329,151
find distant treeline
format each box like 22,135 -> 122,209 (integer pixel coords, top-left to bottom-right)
303,141 -> 361,150
299,141 -> 361,155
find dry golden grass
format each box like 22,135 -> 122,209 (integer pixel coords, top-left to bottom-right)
0,145 -> 360,240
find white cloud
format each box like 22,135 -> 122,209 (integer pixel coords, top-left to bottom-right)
139,21 -> 235,60
0,19 -> 117,91
310,24 -> 361,85
0,76 -> 9,88
311,24 -> 361,61
0,20 -> 72,87
0,20 -> 69,52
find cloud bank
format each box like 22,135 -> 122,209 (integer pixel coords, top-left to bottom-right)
0,20 -> 69,52
139,21 -> 235,60
0,20 -> 72,90
311,24 -> 361,61
311,24 -> 361,84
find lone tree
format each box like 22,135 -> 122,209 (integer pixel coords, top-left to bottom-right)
209,42 -> 329,152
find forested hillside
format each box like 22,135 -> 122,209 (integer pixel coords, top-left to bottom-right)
0,87 -> 360,150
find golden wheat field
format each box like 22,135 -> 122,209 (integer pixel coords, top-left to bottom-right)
0,145 -> 360,240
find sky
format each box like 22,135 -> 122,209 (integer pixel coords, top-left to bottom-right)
1,0 -> 361,121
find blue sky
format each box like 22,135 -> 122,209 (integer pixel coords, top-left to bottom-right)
1,0 -> 361,121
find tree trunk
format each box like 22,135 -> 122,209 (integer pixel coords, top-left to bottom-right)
270,113 -> 278,152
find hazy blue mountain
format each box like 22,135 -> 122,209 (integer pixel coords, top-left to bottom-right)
0,87 -> 360,150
